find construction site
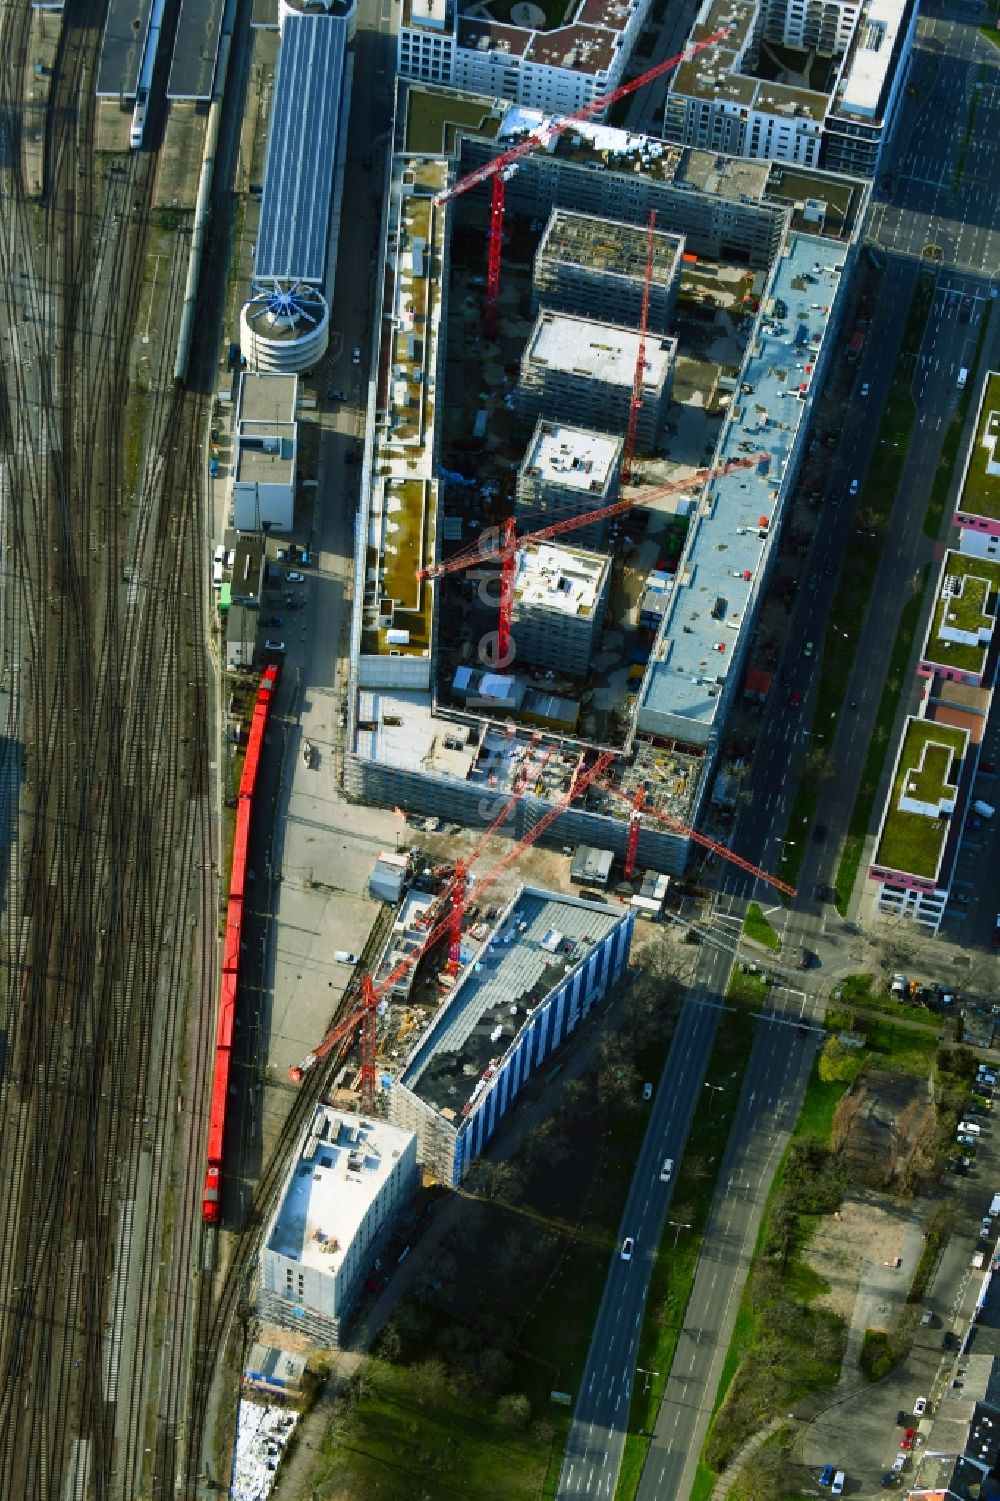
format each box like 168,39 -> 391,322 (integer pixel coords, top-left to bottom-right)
344,68 -> 862,886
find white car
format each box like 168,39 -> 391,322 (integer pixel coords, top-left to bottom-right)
860,382 -> 870,397
660,1158 -> 674,1182
849,478 -> 859,496
643,1081 -> 653,1101
832,1470 -> 846,1495
621,1236 -> 635,1262
352,346 -> 361,365
913,1396 -> 927,1417
286,570 -> 305,583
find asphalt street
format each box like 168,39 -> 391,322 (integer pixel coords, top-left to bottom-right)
556,943 -> 731,1501
636,984 -> 822,1501
868,1 -> 1000,277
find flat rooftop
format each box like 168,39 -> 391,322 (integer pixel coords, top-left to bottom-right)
522,421 -> 621,497
833,0 -> 912,121
872,717 -> 968,882
639,234 -> 849,739
267,1108 -> 414,1277
537,208 -> 684,289
398,887 -> 626,1119
166,0 -> 225,99
525,310 -> 676,390
359,157 -> 448,660
921,550 -> 1000,679
957,371 -> 1000,524
514,541 -> 610,617
96,0 -> 154,97
255,12 -> 348,284
237,371 -> 297,425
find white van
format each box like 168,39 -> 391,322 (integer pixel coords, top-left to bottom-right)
959,1121 -> 981,1137
832,1471 -> 845,1496
213,543 -> 225,565
212,560 -> 223,588
334,950 -> 359,964
989,1193 -> 1000,1217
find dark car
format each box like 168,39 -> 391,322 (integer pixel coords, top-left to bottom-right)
819,1465 -> 836,1487
943,1330 -> 960,1350
813,823 -> 827,844
788,688 -> 803,709
798,947 -> 813,970
982,760 -> 996,774
262,615 -> 283,627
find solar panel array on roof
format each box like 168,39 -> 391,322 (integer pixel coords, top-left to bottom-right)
255,14 -> 348,286
167,0 -> 226,99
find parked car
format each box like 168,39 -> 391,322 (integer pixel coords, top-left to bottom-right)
802,640 -> 815,658
352,346 -> 361,365
261,616 -> 283,627
860,382 -> 870,397
913,1397 -> 927,1417
642,1082 -> 653,1101
286,570 -> 305,582
263,639 -> 286,655
819,1465 -> 836,1487
807,573 -> 819,591
958,1134 -> 977,1147
832,1471 -> 846,1496
327,387 -> 347,401
849,478 -> 859,496
788,688 -> 803,709
621,1237 -> 635,1262
900,1428 -> 916,1449
813,823 -> 827,843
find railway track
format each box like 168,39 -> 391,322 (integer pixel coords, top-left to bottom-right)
0,0 -> 218,1495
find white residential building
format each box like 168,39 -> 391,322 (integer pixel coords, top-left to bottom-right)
397,0 -> 653,114
259,1108 -> 418,1344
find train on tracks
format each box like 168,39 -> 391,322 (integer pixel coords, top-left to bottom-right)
202,662 -> 280,1223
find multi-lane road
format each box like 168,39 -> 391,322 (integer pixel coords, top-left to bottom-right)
556,945 -> 731,1501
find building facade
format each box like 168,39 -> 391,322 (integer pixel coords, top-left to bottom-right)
510,541 -> 611,676
397,0 -> 653,115
517,310 -> 675,452
532,209 -> 684,332
516,419 -> 623,548
259,1108 -> 418,1344
389,887 -> 634,1185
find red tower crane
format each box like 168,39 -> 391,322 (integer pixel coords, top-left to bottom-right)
433,28 -> 732,324
624,785 -> 646,881
417,454 -> 769,666
290,749 -> 616,1100
602,781 -> 797,898
622,210 -> 657,483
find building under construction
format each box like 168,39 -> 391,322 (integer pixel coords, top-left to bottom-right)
532,208 -> 684,333
516,419 -> 623,548
510,540 -> 612,678
388,886 -> 633,1184
517,310 -> 676,453
343,80 -> 863,877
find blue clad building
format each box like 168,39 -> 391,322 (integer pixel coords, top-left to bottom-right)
388,886 -> 633,1185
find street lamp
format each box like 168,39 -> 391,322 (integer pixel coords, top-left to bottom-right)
636,1365 -> 660,1395
667,1219 -> 691,1247
704,1081 -> 725,1100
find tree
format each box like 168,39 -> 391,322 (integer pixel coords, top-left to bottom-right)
817,1036 -> 865,1084
497,1393 -> 531,1429
376,1321 -> 402,1363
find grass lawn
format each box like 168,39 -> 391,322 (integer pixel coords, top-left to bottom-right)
309,1361 -> 549,1500
693,1061 -> 846,1489
615,994 -> 760,1500
982,23 -> 1000,48
833,569 -> 930,911
744,901 -> 782,951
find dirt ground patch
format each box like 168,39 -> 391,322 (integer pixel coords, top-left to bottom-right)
803,1189 -> 910,1324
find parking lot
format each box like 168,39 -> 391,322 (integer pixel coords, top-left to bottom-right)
799,1062 -> 1000,1495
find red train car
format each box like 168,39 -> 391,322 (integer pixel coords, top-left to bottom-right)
203,663 -> 281,1224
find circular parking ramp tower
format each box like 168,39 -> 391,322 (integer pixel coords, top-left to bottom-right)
240,280 -> 330,375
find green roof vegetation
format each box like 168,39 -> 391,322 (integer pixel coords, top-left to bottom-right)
874,719 -> 967,879
957,370 -> 1000,521
404,88 -> 502,156
924,550 -> 1000,674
